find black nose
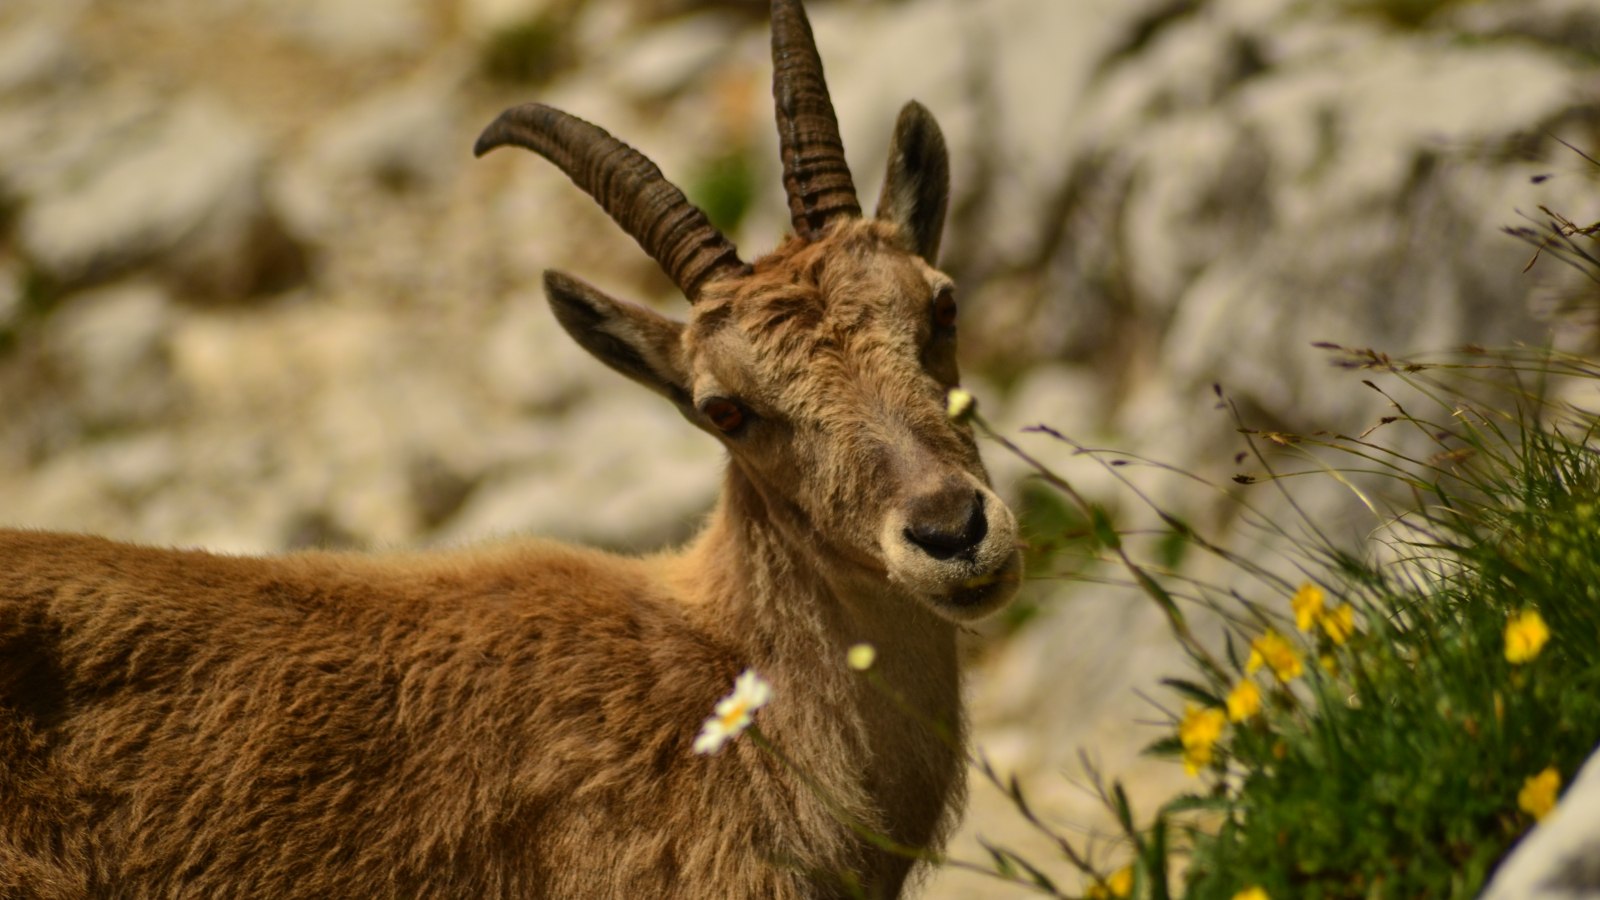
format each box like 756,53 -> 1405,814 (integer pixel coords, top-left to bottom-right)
904,487 -> 987,561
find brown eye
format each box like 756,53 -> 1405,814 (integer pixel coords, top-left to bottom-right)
704,399 -> 745,433
933,291 -> 958,329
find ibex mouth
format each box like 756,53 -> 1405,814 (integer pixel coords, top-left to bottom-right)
881,480 -> 1023,620
945,549 -> 1023,611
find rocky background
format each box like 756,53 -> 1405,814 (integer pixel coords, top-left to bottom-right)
1,0 -> 1597,895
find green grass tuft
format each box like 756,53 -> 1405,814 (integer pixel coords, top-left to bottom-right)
1170,369 -> 1600,899
687,149 -> 757,236
481,14 -> 574,85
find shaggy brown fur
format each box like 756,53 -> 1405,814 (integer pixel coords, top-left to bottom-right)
0,226 -> 1016,900
0,492 -> 937,899
0,3 -> 1023,895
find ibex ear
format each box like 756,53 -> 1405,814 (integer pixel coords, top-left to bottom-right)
544,270 -> 691,407
875,101 -> 950,265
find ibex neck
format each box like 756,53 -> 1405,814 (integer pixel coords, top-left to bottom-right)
674,463 -> 966,891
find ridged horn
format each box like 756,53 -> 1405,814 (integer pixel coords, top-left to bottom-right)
475,103 -> 744,301
771,0 -> 860,240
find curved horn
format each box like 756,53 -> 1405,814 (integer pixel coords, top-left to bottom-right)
771,0 -> 860,240
475,103 -> 744,301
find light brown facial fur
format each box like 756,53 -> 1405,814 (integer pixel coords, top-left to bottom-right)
683,221 -> 1022,620
0,2 -> 1020,898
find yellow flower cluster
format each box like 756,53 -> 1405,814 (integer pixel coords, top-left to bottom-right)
1171,585 -> 1366,781
1226,679 -> 1262,722
1320,603 -> 1355,644
1180,704 -> 1227,776
1247,630 -> 1303,682
1518,766 -> 1562,821
1181,681 -> 1264,778
1085,866 -> 1134,899
1290,583 -> 1324,631
1231,888 -> 1270,900
1290,582 -> 1356,645
1505,609 -> 1550,665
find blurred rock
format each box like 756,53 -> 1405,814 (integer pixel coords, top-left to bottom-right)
481,288 -> 602,412
440,389 -> 723,552
0,20 -> 85,97
44,282 -> 176,430
257,0 -> 431,57
408,453 -> 480,530
2,432 -> 178,535
601,10 -> 741,100
980,0 -> 1585,442
276,75 -> 465,238
460,0 -> 560,38
1480,748 -> 1600,900
0,262 -> 22,331
18,94 -> 305,299
1148,25 -> 1574,430
626,0 -> 766,24
986,363 -> 1119,509
1444,0 -> 1600,58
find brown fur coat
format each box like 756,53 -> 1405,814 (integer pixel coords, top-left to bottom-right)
0,467 -> 964,900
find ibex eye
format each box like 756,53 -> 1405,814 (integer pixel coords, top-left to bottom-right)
703,399 -> 745,433
933,291 -> 958,329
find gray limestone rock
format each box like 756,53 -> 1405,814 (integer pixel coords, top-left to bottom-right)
18,95 -> 304,298
275,75 -> 466,240
44,282 -> 177,430
256,0 -> 431,57
0,20 -> 85,97
439,390 -> 723,552
1444,0 -> 1600,59
1481,748 -> 1600,900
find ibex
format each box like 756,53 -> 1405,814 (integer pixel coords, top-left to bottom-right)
0,1 -> 1021,897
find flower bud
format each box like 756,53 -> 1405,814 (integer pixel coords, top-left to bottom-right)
946,388 -> 975,423
847,643 -> 877,671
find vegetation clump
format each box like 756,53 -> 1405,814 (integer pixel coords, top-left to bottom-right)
481,12 -> 576,85
896,167 -> 1600,900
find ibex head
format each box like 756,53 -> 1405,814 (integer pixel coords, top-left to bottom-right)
475,0 -> 1021,621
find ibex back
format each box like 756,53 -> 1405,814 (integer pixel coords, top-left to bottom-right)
0,2 -> 1022,897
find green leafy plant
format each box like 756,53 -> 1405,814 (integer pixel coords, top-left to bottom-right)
1155,352 -> 1600,900
899,139 -> 1600,900
481,12 -> 575,85
945,343 -> 1600,899
687,148 -> 758,236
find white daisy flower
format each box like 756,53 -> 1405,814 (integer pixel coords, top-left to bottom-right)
693,669 -> 773,755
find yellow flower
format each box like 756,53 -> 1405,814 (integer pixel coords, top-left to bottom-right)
1247,630 -> 1304,682
1505,610 -> 1551,664
1107,865 -> 1134,898
1226,679 -> 1262,722
1179,703 -> 1227,776
1290,583 -> 1325,631
693,669 -> 773,755
1084,866 -> 1134,898
1518,766 -> 1562,821
1319,653 -> 1339,676
1320,604 -> 1355,645
945,388 -> 975,423
1231,888 -> 1270,900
